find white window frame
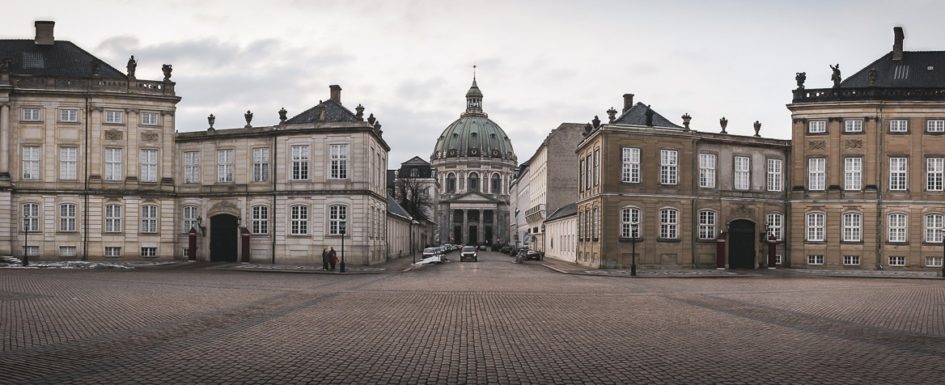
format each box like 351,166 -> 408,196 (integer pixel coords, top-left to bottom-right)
291,145 -> 309,180
889,157 -> 908,191
104,110 -> 124,124
925,213 -> 944,243
766,213 -> 783,241
105,204 -> 122,233
183,151 -> 200,184
622,148 -> 640,183
104,148 -> 123,181
253,148 -> 270,182
59,246 -> 77,258
698,210 -> 716,240
182,206 -> 198,233
217,149 -> 234,183
926,256 -> 944,267
141,247 -> 157,257
140,148 -> 158,183
844,157 -> 862,191
699,153 -> 716,188
927,157 -> 944,191
59,203 -> 76,232
659,208 -> 678,239
290,205 -> 309,235
842,212 -> 862,242
59,146 -> 77,180
927,119 -> 945,133
659,149 -> 678,185
22,145 -> 41,180
767,159 -> 782,192
59,108 -> 78,123
22,107 -> 41,122
808,120 -> 826,134
328,204 -> 348,236
620,207 -> 640,239
329,144 -> 349,179
844,119 -> 863,133
23,203 -> 40,232
889,119 -> 908,133
808,158 -> 826,191
734,156 -> 750,190
141,112 -> 159,126
888,256 -> 906,266
593,149 -> 600,187
252,205 -> 269,235
806,212 -> 825,242
888,213 -> 907,242
842,255 -> 860,266
105,247 -> 122,258
140,205 -> 158,233
807,255 -> 824,265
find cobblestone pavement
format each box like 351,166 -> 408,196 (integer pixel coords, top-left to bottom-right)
1,252 -> 944,384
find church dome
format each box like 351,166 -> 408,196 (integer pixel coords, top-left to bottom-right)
432,77 -> 516,161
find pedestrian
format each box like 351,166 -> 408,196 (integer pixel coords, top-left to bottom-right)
329,247 -> 338,271
321,248 -> 329,271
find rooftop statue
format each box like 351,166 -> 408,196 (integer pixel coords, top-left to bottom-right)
795,72 -> 806,89
830,64 -> 841,88
127,55 -> 137,78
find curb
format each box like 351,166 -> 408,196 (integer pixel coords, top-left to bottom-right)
228,267 -> 386,275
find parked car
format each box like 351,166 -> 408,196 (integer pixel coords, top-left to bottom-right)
422,247 -> 442,260
460,246 -> 478,262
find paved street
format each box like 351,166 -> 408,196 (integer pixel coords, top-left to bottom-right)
2,251 -> 944,384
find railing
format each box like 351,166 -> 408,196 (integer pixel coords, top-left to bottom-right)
524,204 -> 545,222
9,76 -> 175,96
793,87 -> 945,103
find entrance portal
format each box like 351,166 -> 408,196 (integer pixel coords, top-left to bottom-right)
210,214 -> 239,262
468,225 -> 478,245
728,219 -> 756,269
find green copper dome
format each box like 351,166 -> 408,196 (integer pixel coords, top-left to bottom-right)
432,78 -> 516,161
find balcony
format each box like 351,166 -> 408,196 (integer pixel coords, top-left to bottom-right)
792,87 -> 945,103
525,204 -> 545,223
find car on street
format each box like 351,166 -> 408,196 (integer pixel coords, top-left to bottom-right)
460,246 -> 478,262
422,247 -> 442,260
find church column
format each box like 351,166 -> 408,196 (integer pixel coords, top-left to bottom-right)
462,209 -> 469,244
0,104 -> 9,176
479,209 -> 484,245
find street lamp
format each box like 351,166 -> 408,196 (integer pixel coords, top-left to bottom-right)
340,226 -> 346,273
630,223 -> 639,276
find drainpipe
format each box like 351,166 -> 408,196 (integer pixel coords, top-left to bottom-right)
875,104 -> 885,270
83,92 -> 90,260
271,132 -> 277,264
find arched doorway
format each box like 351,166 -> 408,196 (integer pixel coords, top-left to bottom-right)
728,219 -> 756,269
210,214 -> 239,262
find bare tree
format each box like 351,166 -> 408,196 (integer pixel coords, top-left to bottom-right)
395,176 -> 433,221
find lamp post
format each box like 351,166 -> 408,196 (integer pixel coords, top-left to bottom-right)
630,223 -> 638,276
340,226 -> 346,273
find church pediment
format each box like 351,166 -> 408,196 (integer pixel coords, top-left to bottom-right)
444,191 -> 498,203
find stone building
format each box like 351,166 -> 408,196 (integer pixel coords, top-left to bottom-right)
788,27 -> 945,270
431,76 -> 516,246
386,194 -> 422,260
509,161 -> 528,248
387,156 -> 438,246
576,96 -> 790,269
544,203 -> 576,263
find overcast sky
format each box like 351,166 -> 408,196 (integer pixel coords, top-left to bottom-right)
3,0 -> 942,166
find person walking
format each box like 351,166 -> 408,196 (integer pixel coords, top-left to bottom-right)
329,247 -> 338,271
321,248 -> 329,271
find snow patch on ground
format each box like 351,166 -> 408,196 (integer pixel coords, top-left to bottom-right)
413,256 -> 444,266
0,256 -> 176,269
234,263 -> 385,272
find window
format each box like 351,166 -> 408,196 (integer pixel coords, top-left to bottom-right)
843,255 -> 860,266
660,150 -> 678,185
105,204 -> 122,233
59,203 -> 76,232
252,205 -> 269,235
59,108 -> 78,122
889,119 -> 908,133
620,207 -> 640,238
928,119 -> 945,133
593,149 -> 600,187
585,155 -> 591,190
734,156 -> 750,190
182,206 -> 198,233
105,110 -> 124,124
329,205 -> 347,236
889,157 -> 908,191
140,149 -> 158,183
888,213 -> 907,242
622,148 -> 640,183
491,173 -> 501,194
699,153 -> 716,188
253,148 -> 270,182
808,158 -> 825,191
775,255 -> 783,265
183,152 -> 200,184
105,148 -> 123,181
290,205 -> 309,235
24,246 -> 39,257
410,168 -> 419,177
22,145 -> 41,180
659,208 -> 678,239
592,207 -> 600,240
927,158 -> 944,191
59,246 -> 77,258
889,256 -> 906,266
217,149 -> 233,182
23,203 -> 39,232
807,255 -> 824,265
140,205 -> 157,233
105,247 -> 121,258
22,108 -> 41,121
141,247 -> 157,257
446,173 -> 456,193
468,173 -> 479,192
927,256 -> 944,267
808,120 -> 826,134
698,210 -> 716,240
844,158 -> 862,191
925,213 -> 944,243
329,144 -> 348,179
766,213 -> 783,241
59,147 -> 77,180
806,212 -> 825,241
291,145 -> 309,180
844,119 -> 863,133
842,212 -> 862,242
141,112 -> 159,126
767,159 -> 782,192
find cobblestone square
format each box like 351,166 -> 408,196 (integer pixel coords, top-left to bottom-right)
2,252 -> 944,384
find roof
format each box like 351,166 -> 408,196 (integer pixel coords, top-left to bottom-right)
432,115 -> 516,161
840,51 -> 945,88
613,102 -> 681,128
284,99 -> 358,124
401,156 -> 430,166
386,195 -> 412,220
0,40 -> 126,79
545,203 -> 576,222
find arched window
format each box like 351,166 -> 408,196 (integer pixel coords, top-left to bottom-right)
182,206 -> 198,233
446,173 -> 456,193
806,211 -> 825,241
842,211 -> 862,242
925,213 -> 943,243
23,203 -> 40,232
659,208 -> 678,239
620,207 -> 640,239
491,173 -> 501,194
328,204 -> 347,236
468,172 -> 479,192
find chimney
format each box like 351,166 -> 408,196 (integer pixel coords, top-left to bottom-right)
892,26 -> 904,61
622,93 -> 634,113
34,21 -> 55,45
329,85 -> 342,104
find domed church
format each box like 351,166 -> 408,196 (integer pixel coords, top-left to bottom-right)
431,75 -> 516,246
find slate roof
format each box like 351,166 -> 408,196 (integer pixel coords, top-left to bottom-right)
840,51 -> 945,88
387,195 -> 413,220
613,102 -> 681,129
0,40 -> 126,79
545,203 -> 576,222
284,99 -> 358,124
402,156 -> 430,166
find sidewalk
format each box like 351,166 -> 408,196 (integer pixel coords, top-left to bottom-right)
228,254 -> 422,275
